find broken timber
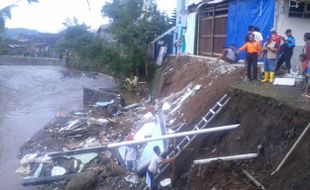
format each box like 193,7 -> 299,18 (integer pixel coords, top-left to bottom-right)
271,122 -> 310,175
242,170 -> 266,190
48,124 -> 240,157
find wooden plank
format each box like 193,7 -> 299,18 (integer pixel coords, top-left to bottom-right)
214,35 -> 226,38
211,5 -> 216,56
214,14 -> 228,18
201,17 -> 213,21
201,35 -> 213,38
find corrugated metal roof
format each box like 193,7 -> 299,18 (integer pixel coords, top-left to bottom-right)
151,26 -> 178,44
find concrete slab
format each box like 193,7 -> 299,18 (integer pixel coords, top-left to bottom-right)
273,78 -> 295,86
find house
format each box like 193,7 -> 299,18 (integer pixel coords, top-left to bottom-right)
153,0 -> 310,66
96,24 -> 115,43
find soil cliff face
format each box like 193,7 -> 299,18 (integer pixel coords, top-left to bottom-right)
154,56 -> 243,125
172,89 -> 310,190
155,56 -> 310,190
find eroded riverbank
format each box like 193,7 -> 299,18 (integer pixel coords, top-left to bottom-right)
0,65 -> 117,190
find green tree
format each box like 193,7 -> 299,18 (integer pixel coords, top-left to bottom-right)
57,21 -> 93,55
102,0 -> 170,80
57,20 -> 123,75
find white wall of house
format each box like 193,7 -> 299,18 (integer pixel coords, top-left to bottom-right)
185,12 -> 197,54
276,0 -> 310,46
275,0 -> 310,72
277,15 -> 310,46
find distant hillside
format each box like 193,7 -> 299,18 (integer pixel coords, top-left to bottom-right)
3,28 -> 42,39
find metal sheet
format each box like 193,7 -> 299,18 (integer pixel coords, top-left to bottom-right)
119,121 -> 165,171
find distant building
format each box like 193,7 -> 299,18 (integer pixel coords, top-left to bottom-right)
96,24 -> 115,43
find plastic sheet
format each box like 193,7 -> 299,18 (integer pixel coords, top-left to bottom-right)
226,0 -> 275,58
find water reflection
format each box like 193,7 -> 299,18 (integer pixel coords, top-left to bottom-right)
0,65 -> 117,190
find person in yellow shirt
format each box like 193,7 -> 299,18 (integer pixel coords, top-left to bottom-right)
237,33 -> 262,81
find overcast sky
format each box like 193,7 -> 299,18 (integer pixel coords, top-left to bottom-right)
0,0 -> 176,33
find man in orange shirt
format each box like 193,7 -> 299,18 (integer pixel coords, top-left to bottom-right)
238,33 -> 262,81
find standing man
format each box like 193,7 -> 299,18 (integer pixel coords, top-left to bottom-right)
302,32 -> 310,98
238,33 -> 262,81
253,27 -> 263,44
146,146 -> 174,190
276,29 -> 295,74
245,25 -> 254,42
124,134 -> 138,175
303,32 -> 310,68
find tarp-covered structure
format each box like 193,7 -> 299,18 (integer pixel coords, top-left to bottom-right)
226,0 -> 275,58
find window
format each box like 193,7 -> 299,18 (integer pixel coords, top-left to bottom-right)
288,1 -> 310,18
305,2 -> 310,12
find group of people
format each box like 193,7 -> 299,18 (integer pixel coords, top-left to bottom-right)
237,25 -> 295,83
222,25 -> 310,98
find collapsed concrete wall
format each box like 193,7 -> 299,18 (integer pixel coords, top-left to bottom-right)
0,55 -> 63,65
83,88 -> 119,106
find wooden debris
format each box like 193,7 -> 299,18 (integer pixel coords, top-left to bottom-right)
271,122 -> 310,175
242,169 -> 266,190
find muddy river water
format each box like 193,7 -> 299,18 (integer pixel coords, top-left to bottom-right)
0,65 -> 117,190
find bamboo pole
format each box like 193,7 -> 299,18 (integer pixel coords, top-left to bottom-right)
271,122 -> 310,175
242,170 -> 266,190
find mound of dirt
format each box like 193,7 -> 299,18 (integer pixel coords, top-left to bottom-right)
154,56 -> 244,124
170,89 -> 310,190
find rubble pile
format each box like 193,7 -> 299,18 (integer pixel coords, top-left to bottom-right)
17,83 -> 203,189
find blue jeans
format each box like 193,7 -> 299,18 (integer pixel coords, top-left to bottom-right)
127,160 -> 137,172
147,170 -> 156,189
264,59 -> 276,72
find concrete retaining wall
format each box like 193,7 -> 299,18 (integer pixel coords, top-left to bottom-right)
83,87 -> 120,106
0,56 -> 63,65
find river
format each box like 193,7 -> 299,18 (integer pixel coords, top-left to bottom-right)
0,65 -> 117,190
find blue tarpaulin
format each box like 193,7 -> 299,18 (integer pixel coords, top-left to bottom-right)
226,0 -> 275,58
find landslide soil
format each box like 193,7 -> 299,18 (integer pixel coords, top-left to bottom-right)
154,56 -> 243,125
153,56 -> 310,190
170,89 -> 310,190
